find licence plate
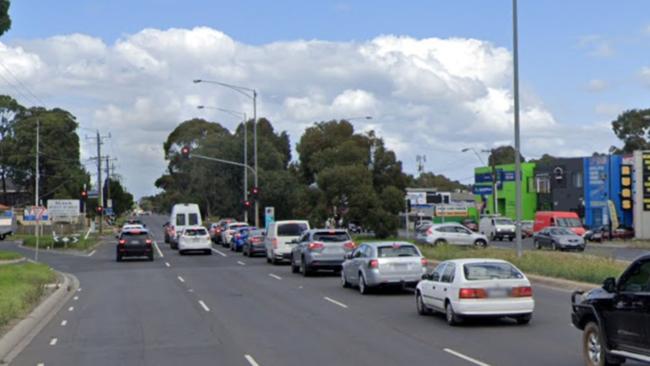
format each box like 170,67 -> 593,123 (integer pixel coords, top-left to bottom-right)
130,240 -> 139,244
488,288 -> 509,298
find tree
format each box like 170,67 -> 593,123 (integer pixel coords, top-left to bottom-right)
611,109 -> 650,153
529,154 -> 556,165
0,95 -> 24,203
106,178 -> 134,216
0,0 -> 10,37
408,172 -> 468,191
488,145 -> 526,166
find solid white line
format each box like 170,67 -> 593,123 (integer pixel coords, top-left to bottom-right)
244,354 -> 260,366
268,274 -> 282,280
198,300 -> 210,312
212,248 -> 227,257
49,338 -> 58,346
165,262 -> 170,268
67,306 -> 74,312
444,348 -> 491,366
237,261 -> 246,266
60,320 -> 67,326
153,242 -> 164,258
177,276 -> 185,283
323,296 -> 348,309
87,250 -> 96,257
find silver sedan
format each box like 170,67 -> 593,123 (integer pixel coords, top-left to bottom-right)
341,242 -> 427,294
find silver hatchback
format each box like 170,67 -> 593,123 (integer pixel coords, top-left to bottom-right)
341,242 -> 427,294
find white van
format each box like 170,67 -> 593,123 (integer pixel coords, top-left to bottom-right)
168,203 -> 202,249
265,220 -> 310,264
479,215 -> 516,241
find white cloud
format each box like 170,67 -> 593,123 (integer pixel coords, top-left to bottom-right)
586,79 -> 608,92
578,35 -> 615,58
640,67 -> 650,86
0,27 -> 615,197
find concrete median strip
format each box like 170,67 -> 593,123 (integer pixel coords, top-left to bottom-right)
0,271 -> 79,364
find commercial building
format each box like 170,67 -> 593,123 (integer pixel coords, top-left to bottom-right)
473,163 -> 537,220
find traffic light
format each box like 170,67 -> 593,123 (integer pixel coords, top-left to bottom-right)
621,164 -> 633,211
249,186 -> 260,200
96,206 -> 103,214
243,200 -> 252,208
180,145 -> 191,159
81,190 -> 88,200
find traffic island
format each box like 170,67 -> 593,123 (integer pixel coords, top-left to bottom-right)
16,233 -> 102,255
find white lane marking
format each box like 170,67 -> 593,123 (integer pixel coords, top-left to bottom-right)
237,261 -> 246,266
165,262 -> 170,268
37,363 -> 44,366
73,296 -> 79,301
68,306 -> 74,312
153,242 -> 164,258
177,276 -> 185,283
49,338 -> 58,346
77,288 -> 82,292
60,320 -> 67,327
87,250 -> 96,257
198,300 -> 210,312
443,348 -> 491,366
212,248 -> 227,257
324,296 -> 348,309
244,354 -> 260,366
268,274 -> 282,280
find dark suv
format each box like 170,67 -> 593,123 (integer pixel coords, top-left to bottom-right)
571,254 -> 650,366
116,229 -> 154,262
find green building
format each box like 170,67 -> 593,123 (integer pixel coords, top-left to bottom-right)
473,163 -> 537,220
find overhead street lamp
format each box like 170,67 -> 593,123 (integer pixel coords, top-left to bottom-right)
196,105 -> 249,223
194,79 -> 260,227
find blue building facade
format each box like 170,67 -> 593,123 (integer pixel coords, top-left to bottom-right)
583,155 -> 633,229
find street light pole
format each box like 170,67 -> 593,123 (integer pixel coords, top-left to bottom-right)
513,0 -> 523,258
35,117 -> 40,262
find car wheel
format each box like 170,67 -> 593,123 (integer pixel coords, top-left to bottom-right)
534,240 -> 541,250
552,241 -> 557,251
583,322 -> 620,366
359,273 -> 369,295
179,250 -> 185,255
416,292 -> 431,315
243,247 -> 249,256
271,254 -> 278,265
341,271 -> 350,288
445,302 -> 461,326
291,257 -> 300,273
474,239 -> 487,248
509,236 -> 514,242
116,255 -> 122,262
148,253 -> 154,261
515,313 -> 532,325
434,239 -> 446,246
206,249 -> 212,255
301,258 -> 311,277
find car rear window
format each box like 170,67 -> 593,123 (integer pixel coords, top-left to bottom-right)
122,232 -> 148,239
313,231 -> 350,242
184,228 -> 207,236
377,245 -> 419,258
463,262 -> 524,281
495,219 -> 513,225
277,223 -> 308,236
176,214 -> 186,226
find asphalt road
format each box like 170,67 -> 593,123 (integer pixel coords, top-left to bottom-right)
3,215 -> 644,366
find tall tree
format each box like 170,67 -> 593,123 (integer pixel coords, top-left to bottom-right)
408,172 -> 468,191
106,178 -> 134,216
611,109 -> 650,153
0,0 -> 10,37
488,145 -> 526,166
0,95 -> 23,203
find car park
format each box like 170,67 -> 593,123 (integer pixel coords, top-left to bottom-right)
265,220 -> 310,264
167,203 -> 202,249
221,222 -> 248,248
572,254 -> 650,366
341,242 -> 427,294
242,228 -> 266,257
479,215 -> 516,241
533,226 -> 585,251
416,258 -> 534,326
116,228 -> 154,262
422,223 -> 488,247
290,229 -> 356,276
177,226 -> 212,255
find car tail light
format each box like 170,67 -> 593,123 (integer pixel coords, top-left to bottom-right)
511,286 -> 533,297
145,239 -> 152,246
459,288 -> 487,299
272,238 -> 278,249
308,242 -> 324,251
369,259 -> 379,269
119,239 -> 126,245
343,241 -> 356,250
420,258 -> 428,266
427,228 -> 433,235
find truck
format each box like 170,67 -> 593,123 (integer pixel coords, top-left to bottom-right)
0,207 -> 16,241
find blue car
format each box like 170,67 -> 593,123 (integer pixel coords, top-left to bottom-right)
230,226 -> 253,252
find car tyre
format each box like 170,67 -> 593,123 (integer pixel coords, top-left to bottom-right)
179,250 -> 185,255
534,240 -> 541,250
474,239 -> 487,248
116,254 -> 122,262
515,313 -> 532,325
148,253 -> 154,262
509,236 -> 514,242
359,273 -> 369,295
301,258 -> 311,277
445,302 -> 461,326
206,249 -> 212,255
341,271 -> 350,288
243,247 -> 249,256
583,321 -> 621,366
416,292 -> 432,315
291,257 -> 300,273
434,239 -> 446,246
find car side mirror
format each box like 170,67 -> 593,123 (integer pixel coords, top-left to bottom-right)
602,277 -> 616,293
421,273 -> 431,280
345,252 -> 353,260
288,239 -> 298,244
431,273 -> 440,282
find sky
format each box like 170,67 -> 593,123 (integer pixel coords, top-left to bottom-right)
1,0 -> 650,198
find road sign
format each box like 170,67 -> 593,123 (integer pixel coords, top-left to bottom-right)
48,199 -> 80,222
265,207 -> 275,230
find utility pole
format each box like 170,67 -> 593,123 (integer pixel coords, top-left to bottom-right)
35,117 -> 40,262
513,0 -> 523,258
96,131 -> 103,234
253,90 -> 259,228
105,155 -> 110,210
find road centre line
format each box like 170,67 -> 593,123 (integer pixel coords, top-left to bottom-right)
67,306 -> 74,312
443,348 -> 491,366
245,354 -> 260,366
73,296 -> 78,301
153,242 -> 164,258
177,276 -> 185,283
268,274 -> 282,280
198,300 -> 210,312
212,248 -> 227,257
237,261 -> 246,266
87,250 -> 96,257
60,320 -> 67,326
323,297 -> 348,309
165,262 -> 170,268
49,338 -> 58,346
37,363 -> 44,366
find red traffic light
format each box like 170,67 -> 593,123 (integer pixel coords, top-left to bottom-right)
81,191 -> 88,198
244,200 -> 252,208
251,187 -> 259,195
96,206 -> 103,213
180,145 -> 191,159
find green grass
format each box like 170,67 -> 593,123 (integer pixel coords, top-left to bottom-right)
0,262 -> 56,329
16,233 -> 100,252
0,250 -> 22,261
418,245 -> 627,285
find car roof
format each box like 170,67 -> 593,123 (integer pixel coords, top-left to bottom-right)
307,228 -> 348,233
183,225 -> 207,230
440,258 -> 512,266
360,241 -> 417,247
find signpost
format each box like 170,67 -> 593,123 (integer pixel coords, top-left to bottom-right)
264,207 -> 275,230
47,199 -> 81,222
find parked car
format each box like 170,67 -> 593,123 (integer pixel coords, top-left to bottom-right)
167,203 -> 202,249
116,227 -> 154,262
533,211 -> 585,236
265,220 -> 310,264
586,225 -> 635,242
533,226 -> 585,251
178,226 -> 212,255
416,258 -> 534,326
290,229 -> 356,276
461,219 -> 479,232
341,242 -> 427,294
572,254 -> 650,366
0,207 -> 15,241
230,226 -> 253,252
221,222 -> 248,248
521,220 -> 534,238
414,223 -> 433,243
242,228 -> 266,257
479,216 -> 516,241
415,220 -> 434,232
423,223 -> 488,247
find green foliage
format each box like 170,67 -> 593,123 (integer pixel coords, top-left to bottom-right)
0,250 -> 21,260
0,262 -> 56,329
611,108 -> 650,153
107,178 -> 134,216
488,145 -> 526,166
408,172 -> 468,191
0,0 -> 10,37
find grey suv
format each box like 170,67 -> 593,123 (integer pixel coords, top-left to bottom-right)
290,229 -> 356,276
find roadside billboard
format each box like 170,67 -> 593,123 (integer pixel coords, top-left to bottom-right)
47,199 -> 80,222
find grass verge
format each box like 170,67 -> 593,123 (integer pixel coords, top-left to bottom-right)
0,250 -> 22,261
0,262 -> 56,330
16,233 -> 100,252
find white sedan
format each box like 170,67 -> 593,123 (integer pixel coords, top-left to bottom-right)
178,226 -> 213,255
424,223 -> 489,247
415,258 -> 534,325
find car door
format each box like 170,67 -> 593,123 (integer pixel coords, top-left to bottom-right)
435,263 -> 456,305
422,263 -> 447,310
537,229 -> 549,247
346,245 -> 364,284
605,260 -> 650,353
294,232 -> 310,265
454,226 -> 473,245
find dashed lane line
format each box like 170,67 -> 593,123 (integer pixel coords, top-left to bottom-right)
165,262 -> 171,268
245,354 -> 260,366
49,338 -> 58,346
212,248 -> 227,257
324,296 -> 348,309
67,306 -> 74,312
60,320 -> 67,327
177,276 -> 185,283
237,261 -> 246,266
153,242 -> 164,258
443,348 -> 491,366
198,300 -> 210,312
268,274 -> 282,280
73,296 -> 79,301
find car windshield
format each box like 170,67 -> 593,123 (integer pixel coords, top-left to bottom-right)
377,245 -> 419,257
463,262 -> 524,281
184,228 -> 207,236
495,219 -> 514,225
555,218 -> 582,228
313,232 -> 350,242
277,223 -> 308,236
550,228 -> 574,235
